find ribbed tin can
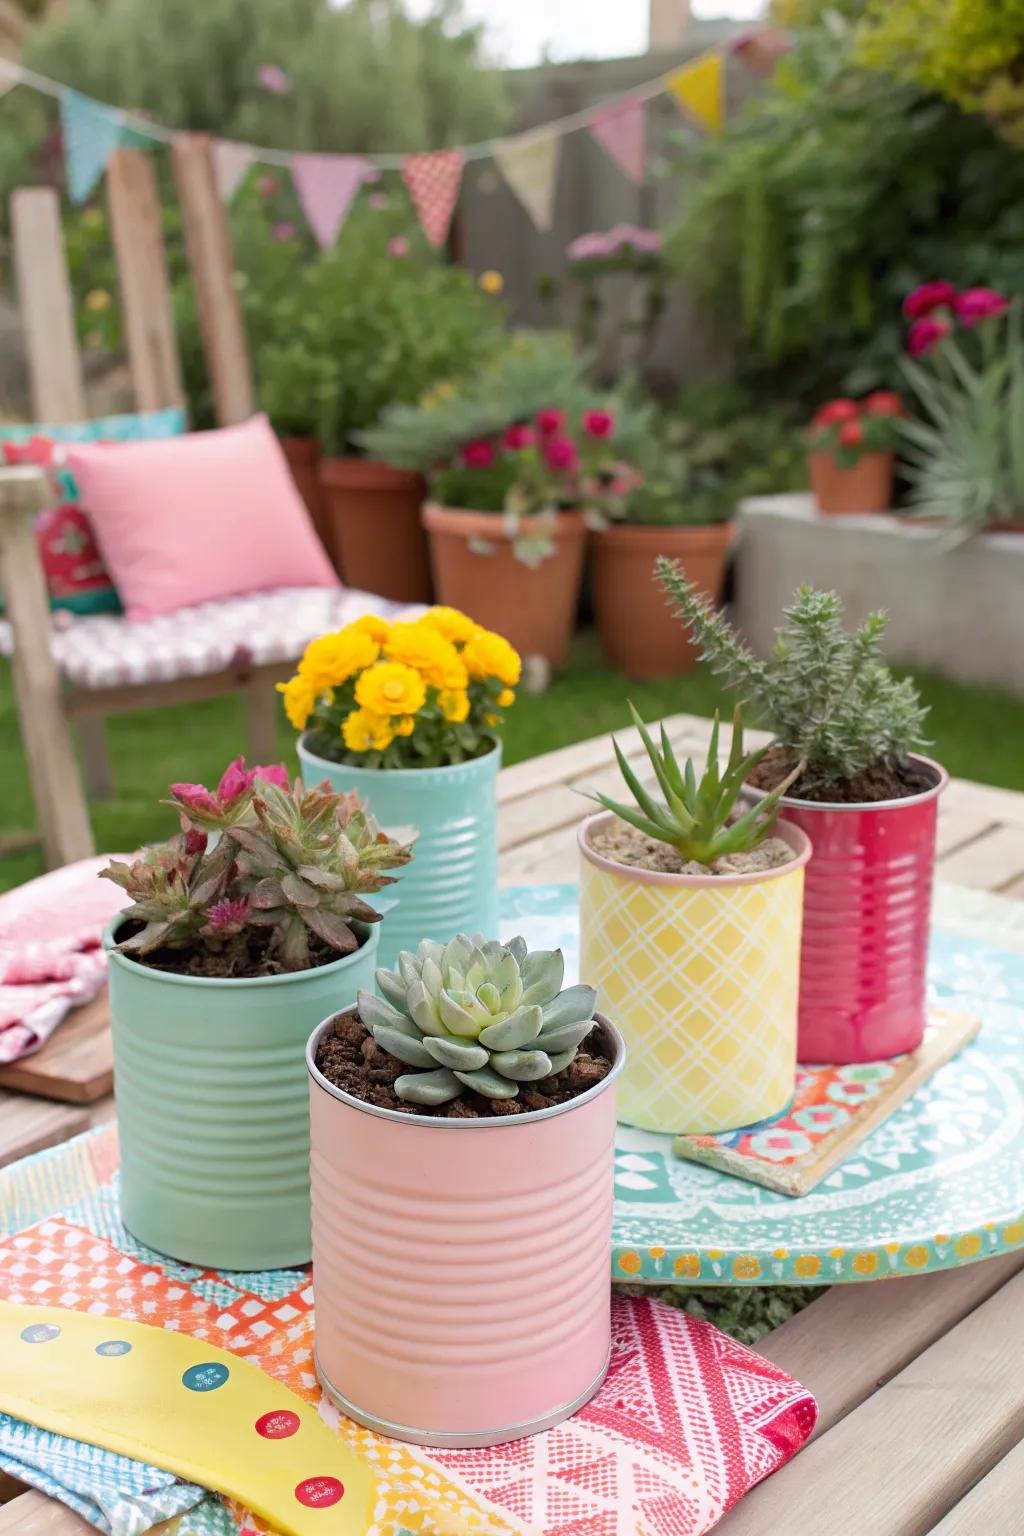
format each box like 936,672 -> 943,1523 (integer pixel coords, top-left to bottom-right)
761,755 -> 948,1063
105,920 -> 380,1270
297,737 -> 499,969
307,1010 -> 624,1447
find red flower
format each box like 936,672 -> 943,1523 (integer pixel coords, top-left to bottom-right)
864,391 -> 903,417
907,318 -> 950,357
168,782 -> 223,819
217,756 -> 255,806
543,436 -> 579,473
535,409 -> 566,438
461,438 -> 495,469
838,421 -> 863,448
205,898 -> 251,933
813,399 -> 859,427
954,288 -> 1008,326
184,826 -> 208,857
583,409 -> 616,440
502,423 -> 535,451
903,281 -> 957,320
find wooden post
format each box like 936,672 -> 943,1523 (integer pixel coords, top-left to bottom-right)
106,147 -> 185,413
648,0 -> 691,50
10,187 -> 86,423
171,133 -> 255,425
0,468 -> 94,868
245,677 -> 279,765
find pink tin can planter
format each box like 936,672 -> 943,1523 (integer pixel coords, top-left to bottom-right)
763,754 -> 948,1063
306,1007 -> 624,1448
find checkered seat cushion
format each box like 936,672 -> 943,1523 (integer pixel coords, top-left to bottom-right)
0,587 -> 423,691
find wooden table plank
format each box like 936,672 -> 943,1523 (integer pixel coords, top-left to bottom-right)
716,1266 -> 1024,1535
937,825 -> 1024,892
0,1092 -> 87,1168
0,993 -> 112,1104
0,1490 -> 178,1533
928,1436 -> 1024,1532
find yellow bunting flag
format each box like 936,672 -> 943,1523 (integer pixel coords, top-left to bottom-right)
666,53 -> 724,133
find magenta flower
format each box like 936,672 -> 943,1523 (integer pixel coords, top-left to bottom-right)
583,409 -> 615,440
907,317 -> 951,357
903,281 -> 957,320
169,782 -> 223,819
954,288 -> 1008,326
502,423 -> 535,451
544,436 -> 579,474
257,64 -> 291,95
205,898 -> 251,933
184,826 -> 208,857
217,756 -> 255,806
273,221 -> 296,242
535,409 -> 566,438
388,236 -> 409,258
253,763 -> 290,789
567,231 -> 616,262
461,438 -> 495,469
609,223 -> 662,255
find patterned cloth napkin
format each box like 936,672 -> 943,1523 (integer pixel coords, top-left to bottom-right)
0,857 -> 126,1063
0,1127 -> 817,1536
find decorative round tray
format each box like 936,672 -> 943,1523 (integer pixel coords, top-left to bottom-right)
500,884 -> 1024,1285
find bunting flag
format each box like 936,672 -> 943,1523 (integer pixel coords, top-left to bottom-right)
666,53 -> 724,134
731,28 -> 792,79
493,132 -> 560,232
290,153 -> 371,249
401,148 -> 464,248
213,140 -> 257,204
60,89 -> 127,203
589,98 -> 646,185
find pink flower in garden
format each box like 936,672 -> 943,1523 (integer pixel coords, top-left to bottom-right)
273,222 -> 296,242
502,423 -> 535,451
566,230 -> 617,262
864,391 -> 903,417
536,409 -> 566,438
838,421 -> 863,448
257,175 -> 279,198
257,64 -> 292,95
544,436 -> 580,474
205,898 -> 251,933
903,281 -> 957,320
253,763 -> 290,789
583,409 -> 616,440
954,288 -> 1008,326
388,236 -> 409,258
907,318 -> 951,357
217,757 -> 255,806
812,398 -> 859,427
609,223 -> 662,255
184,826 -> 208,857
169,783 -> 223,819
462,438 -> 496,469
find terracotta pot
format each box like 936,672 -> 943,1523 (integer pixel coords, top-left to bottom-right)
422,502 -> 587,665
591,521 -> 734,680
308,1008 -> 624,1446
278,435 -> 334,564
746,755 -> 948,1063
319,457 -> 431,602
808,450 -> 893,515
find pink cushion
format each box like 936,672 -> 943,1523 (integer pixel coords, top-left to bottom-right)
66,414 -> 337,619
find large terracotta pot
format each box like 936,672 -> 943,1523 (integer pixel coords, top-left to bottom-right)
319,457 -> 431,602
308,1008 -> 624,1446
278,435 -> 333,564
808,450 -> 893,515
591,521 -> 734,680
422,502 -> 587,666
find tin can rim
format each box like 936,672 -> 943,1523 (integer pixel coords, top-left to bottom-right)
744,752 -> 948,814
578,809 -> 812,889
104,917 -> 377,989
298,732 -> 501,784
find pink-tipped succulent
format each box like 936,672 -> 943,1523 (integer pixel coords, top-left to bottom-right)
103,760 -> 413,971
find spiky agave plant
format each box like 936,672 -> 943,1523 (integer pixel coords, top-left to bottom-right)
357,933 -> 598,1106
584,704 -> 798,867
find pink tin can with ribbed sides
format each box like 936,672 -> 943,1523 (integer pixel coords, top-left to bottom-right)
306,1009 -> 624,1448
772,754 -> 948,1063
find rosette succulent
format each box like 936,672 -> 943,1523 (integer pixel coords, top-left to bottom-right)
357,933 -> 598,1105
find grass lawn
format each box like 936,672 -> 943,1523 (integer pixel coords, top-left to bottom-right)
4,630 -> 1024,893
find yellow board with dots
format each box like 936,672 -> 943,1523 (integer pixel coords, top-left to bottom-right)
0,1301 -> 377,1536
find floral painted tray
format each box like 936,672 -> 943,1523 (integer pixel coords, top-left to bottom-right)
500,883 -> 1024,1287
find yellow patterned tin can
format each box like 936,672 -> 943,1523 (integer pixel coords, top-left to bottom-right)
578,811 -> 811,1135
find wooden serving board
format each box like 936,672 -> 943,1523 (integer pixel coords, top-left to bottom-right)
0,991 -> 112,1104
0,1092 -> 87,1169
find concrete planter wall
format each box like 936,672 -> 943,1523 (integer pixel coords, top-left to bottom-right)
734,495 -> 1024,698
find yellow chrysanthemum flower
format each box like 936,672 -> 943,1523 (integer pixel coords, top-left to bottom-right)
355,661 -> 427,718
420,606 -> 479,646
438,689 -> 470,724
497,688 -> 516,708
384,621 -> 468,692
298,629 -> 380,691
347,614 -> 391,645
479,269 -> 504,295
276,674 -> 319,732
464,628 -> 521,687
394,715 -> 416,736
342,708 -> 395,753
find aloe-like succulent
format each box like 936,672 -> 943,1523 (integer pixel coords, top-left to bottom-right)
357,933 -> 597,1105
585,704 -> 798,867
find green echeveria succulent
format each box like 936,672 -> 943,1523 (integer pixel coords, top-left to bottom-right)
357,932 -> 598,1106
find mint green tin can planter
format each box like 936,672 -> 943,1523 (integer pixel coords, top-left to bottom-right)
104,918 -> 379,1271
298,737 -> 500,970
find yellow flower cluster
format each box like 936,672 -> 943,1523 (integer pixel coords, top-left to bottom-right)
278,607 -> 521,760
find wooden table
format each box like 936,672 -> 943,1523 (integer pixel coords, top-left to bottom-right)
3,710 -> 1024,1535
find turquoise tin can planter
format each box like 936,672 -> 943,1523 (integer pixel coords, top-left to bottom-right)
104,918 -> 379,1271
298,736 -> 500,970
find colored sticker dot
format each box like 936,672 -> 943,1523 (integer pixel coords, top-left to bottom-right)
256,1409 -> 300,1440
20,1323 -> 60,1344
96,1340 -> 132,1357
295,1477 -> 345,1508
182,1361 -> 230,1393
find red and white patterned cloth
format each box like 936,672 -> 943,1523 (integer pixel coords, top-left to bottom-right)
0,859 -> 128,1064
0,587 -> 423,692
401,148 -> 465,247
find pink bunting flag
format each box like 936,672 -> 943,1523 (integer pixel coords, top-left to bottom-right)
290,153 -> 372,249
401,148 -> 464,248
589,98 -> 646,185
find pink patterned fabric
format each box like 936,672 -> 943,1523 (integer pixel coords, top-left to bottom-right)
0,588 -> 424,691
401,148 -> 464,247
0,859 -> 128,1063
